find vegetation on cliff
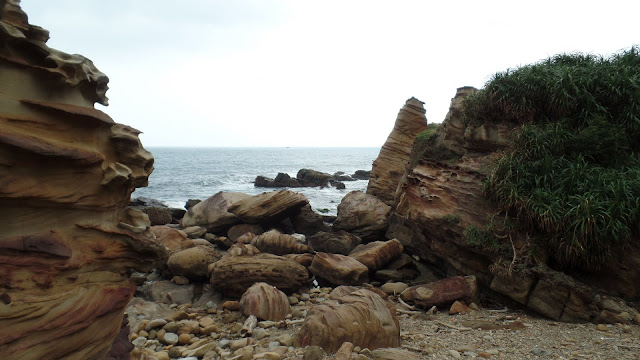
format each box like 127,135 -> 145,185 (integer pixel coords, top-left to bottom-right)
463,47 -> 640,270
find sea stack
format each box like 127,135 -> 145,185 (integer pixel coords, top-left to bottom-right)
0,3 -> 163,359
367,97 -> 427,205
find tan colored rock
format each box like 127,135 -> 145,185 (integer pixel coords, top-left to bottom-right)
0,4 -> 163,359
236,232 -> 258,244
295,288 -> 400,352
309,252 -> 369,286
227,242 -> 260,256
401,276 -> 477,309
381,282 -> 409,295
348,239 -> 403,270
251,229 -> 312,255
167,245 -> 221,280
222,300 -> 241,311
335,342 -> 354,360
367,97 -> 428,205
210,253 -> 309,297
180,191 -> 251,230
449,300 -> 470,315
151,225 -> 187,252
228,190 -> 309,224
240,282 -> 291,321
333,191 -> 391,241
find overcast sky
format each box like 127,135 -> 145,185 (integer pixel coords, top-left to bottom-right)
21,1 -> 640,147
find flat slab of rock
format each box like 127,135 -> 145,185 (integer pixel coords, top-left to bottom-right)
348,239 -> 403,270
309,252 -> 369,286
210,253 -> 309,297
180,191 -> 251,230
400,275 -> 477,309
295,287 -> 400,352
333,191 -> 391,241
228,190 -> 309,224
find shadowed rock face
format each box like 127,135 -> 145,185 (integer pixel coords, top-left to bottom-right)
367,97 -> 427,205
0,3 -> 163,359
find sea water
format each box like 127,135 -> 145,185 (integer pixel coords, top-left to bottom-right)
133,147 -> 380,215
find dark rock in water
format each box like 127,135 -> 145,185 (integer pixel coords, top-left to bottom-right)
296,168 -> 332,187
185,199 -> 201,210
255,173 -> 303,188
333,172 -> 355,181
352,170 -> 371,180
331,181 -> 346,190
292,205 -> 331,235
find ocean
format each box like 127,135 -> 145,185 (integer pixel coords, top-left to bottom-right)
132,147 -> 381,215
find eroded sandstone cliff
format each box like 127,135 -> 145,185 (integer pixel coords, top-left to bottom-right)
387,87 -> 640,322
0,3 -> 163,358
367,97 -> 427,205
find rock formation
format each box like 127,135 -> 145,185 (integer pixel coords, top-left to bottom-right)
180,191 -> 251,231
386,87 -> 640,322
228,190 -> 309,224
367,97 -> 427,205
0,3 -> 163,359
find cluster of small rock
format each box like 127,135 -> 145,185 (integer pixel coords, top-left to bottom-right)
254,169 -> 370,189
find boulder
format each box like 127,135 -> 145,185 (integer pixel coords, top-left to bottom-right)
251,229 -> 312,255
0,4 -> 163,359
308,231 -> 362,255
283,253 -> 315,267
333,191 -> 391,241
296,168 -> 332,187
309,253 -> 369,286
400,276 -> 477,309
240,282 -> 291,321
167,245 -> 222,280
227,223 -> 264,241
367,97 -> 428,205
210,253 -> 310,297
352,170 -> 371,180
180,191 -> 251,231
255,173 -> 302,188
295,288 -> 400,352
228,190 -> 309,224
348,239 -> 403,271
151,225 -> 187,252
142,206 -> 173,225
292,204 -> 331,235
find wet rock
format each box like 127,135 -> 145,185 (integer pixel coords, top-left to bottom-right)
308,231 -> 362,255
240,282 -> 291,321
333,191 -> 391,241
348,239 -> 403,271
309,252 -> 369,286
295,288 -> 400,352
297,169 -> 333,187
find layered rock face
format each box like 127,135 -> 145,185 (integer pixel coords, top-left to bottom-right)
0,4 -> 162,359
367,97 -> 427,205
387,87 -> 640,322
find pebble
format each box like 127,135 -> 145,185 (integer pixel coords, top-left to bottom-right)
145,318 -> 168,331
531,347 -> 551,356
172,275 -> 189,285
189,342 -> 217,357
289,296 -> 299,305
596,324 -> 609,332
162,332 -> 179,345
168,347 -> 184,358
232,346 -> 254,360
448,349 -> 462,359
162,322 -> 179,333
253,328 -> 270,339
254,352 -> 282,360
132,336 -> 147,348
381,282 -> 409,295
199,316 -> 215,328
153,351 -> 170,360
178,333 -> 191,345
300,293 -> 311,301
456,344 -> 476,352
138,330 -> 149,338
